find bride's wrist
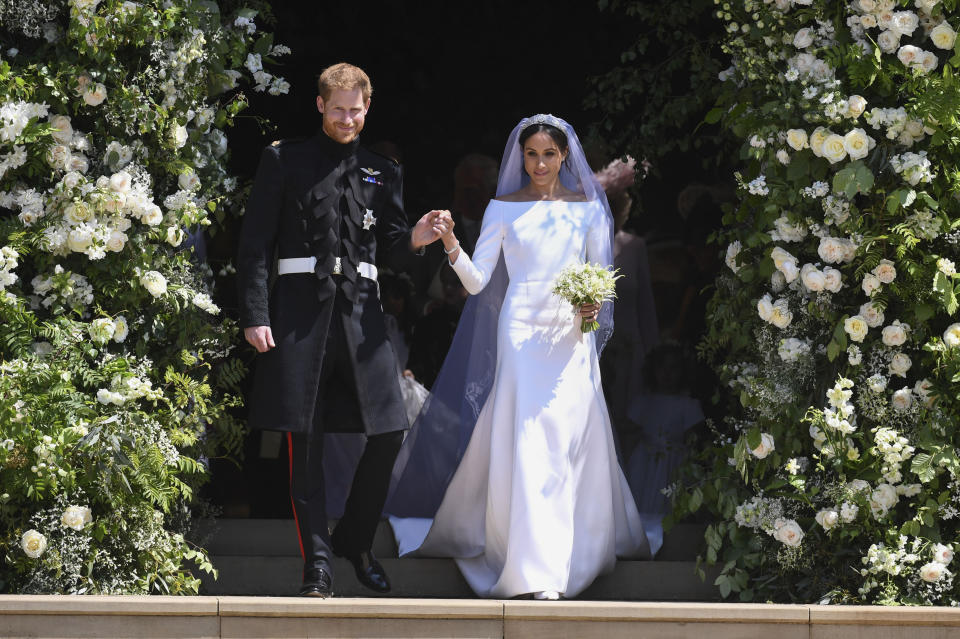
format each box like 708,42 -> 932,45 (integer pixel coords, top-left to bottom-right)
443,240 -> 460,255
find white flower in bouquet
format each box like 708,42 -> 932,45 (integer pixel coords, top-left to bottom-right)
786,128 -> 809,150
551,262 -> 620,333
776,149 -> 791,165
82,83 -> 107,107
822,133 -> 848,164
96,388 -> 124,405
800,263 -> 826,292
873,259 -> 897,284
919,50 -> 939,73
67,154 -> 88,174
891,386 -> 913,410
896,484 -> 921,497
750,433 -> 775,459
771,247 -> 799,282
882,320 -> 909,346
109,171 -> 132,194
859,301 -> 885,327
768,299 -> 793,329
944,323 -> 960,347
88,317 -> 115,344
914,378 -> 935,407
141,203 -> 163,226
67,225 -> 95,253
810,127 -> 830,156
49,114 -> 73,144
840,501 -> 859,522
170,124 -> 188,149
892,11 -> 920,36
192,292 -> 220,315
61,505 -> 92,530
46,143 -> 70,170
934,543 -> 954,564
889,353 -> 912,378
725,241 -> 741,272
843,128 -> 873,160
844,315 -> 869,342
21,529 -> 47,558
870,483 -> 900,517
847,344 -> 862,365
878,29 -> 901,53
773,519 -> 804,547
818,237 -> 857,264
931,21 -> 957,49
816,509 -> 839,530
772,216 -> 807,242
778,338 -> 811,362
166,226 -> 185,247
794,28 -> 815,48
920,561 -> 949,582
823,266 -> 843,292
862,272 -> 882,296
140,270 -> 167,298
867,374 -> 888,393
113,315 -> 129,343
846,95 -> 868,118
245,52 -> 263,74
178,170 -> 200,191
105,230 -> 127,253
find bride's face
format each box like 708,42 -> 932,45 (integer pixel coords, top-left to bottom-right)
522,132 -> 567,187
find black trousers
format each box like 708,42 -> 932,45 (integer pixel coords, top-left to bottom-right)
288,298 -> 404,576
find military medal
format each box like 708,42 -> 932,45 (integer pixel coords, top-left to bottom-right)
361,167 -> 383,186
362,209 -> 377,230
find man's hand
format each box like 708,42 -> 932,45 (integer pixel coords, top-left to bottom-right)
411,209 -> 452,250
244,325 -> 276,353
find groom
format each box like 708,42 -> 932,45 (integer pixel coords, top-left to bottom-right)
237,62 -> 448,597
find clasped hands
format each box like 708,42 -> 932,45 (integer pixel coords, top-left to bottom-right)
411,209 -> 456,250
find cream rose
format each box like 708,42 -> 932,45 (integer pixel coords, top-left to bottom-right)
862,273 -> 881,296
106,230 -> 127,252
750,432 -> 776,459
878,29 -> 901,54
786,128 -> 809,151
113,315 -> 129,342
933,543 -> 954,565
920,51 -> 939,73
931,22 -> 957,50
171,124 -> 188,149
46,144 -> 70,170
881,321 -> 909,347
844,315 -> 869,342
794,28 -> 815,48
823,266 -> 843,293
889,352 -> 912,378
769,303 -> 793,329
843,128 -> 871,160
800,264 -> 825,292
141,203 -> 163,226
892,386 -> 913,410
61,505 -> 92,531
178,170 -> 200,191
859,302 -> 885,328
49,114 -> 74,144
757,294 -> 774,322
892,11 -> 920,37
82,82 -> 108,107
846,95 -> 867,119
21,529 -> 47,558
774,519 -> 804,547
815,509 -> 839,531
944,323 -> 960,347
821,133 -> 848,164
840,501 -> 859,522
810,127 -> 830,157
915,378 -> 935,407
140,270 -> 167,297
870,483 -> 899,514
873,259 -> 897,284
166,226 -> 185,247
109,171 -> 132,193
920,561 -> 948,582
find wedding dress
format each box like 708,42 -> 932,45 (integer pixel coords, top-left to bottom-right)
390,197 -> 650,598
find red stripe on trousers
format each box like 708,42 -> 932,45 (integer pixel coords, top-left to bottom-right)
287,432 -> 305,560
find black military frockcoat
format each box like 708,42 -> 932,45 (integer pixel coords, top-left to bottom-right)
237,133 -> 416,436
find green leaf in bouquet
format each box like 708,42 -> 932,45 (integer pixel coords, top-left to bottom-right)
911,453 -> 935,483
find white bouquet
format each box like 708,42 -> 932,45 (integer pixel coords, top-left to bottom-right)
552,262 -> 621,333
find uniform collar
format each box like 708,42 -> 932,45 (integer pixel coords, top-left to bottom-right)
316,130 -> 360,159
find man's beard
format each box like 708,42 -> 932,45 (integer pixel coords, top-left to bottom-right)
322,117 -> 363,144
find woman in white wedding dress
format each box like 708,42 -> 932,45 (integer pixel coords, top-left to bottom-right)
387,115 -> 649,600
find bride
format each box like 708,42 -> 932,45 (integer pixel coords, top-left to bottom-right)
387,114 -> 650,600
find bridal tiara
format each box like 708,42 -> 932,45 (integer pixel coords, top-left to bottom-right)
519,113 -> 566,132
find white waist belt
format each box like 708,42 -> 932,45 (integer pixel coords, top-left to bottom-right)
277,256 -> 378,281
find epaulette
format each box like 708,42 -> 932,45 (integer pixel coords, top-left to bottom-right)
367,146 -> 401,167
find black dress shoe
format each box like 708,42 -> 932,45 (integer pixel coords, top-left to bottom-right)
298,566 -> 333,598
336,549 -> 391,593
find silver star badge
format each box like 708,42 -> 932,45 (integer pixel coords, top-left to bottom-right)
362,209 -> 377,230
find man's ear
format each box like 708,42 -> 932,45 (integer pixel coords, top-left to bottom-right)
316,95 -> 324,113
364,98 -> 371,114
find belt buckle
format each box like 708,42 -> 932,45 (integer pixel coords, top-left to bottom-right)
333,256 -> 342,275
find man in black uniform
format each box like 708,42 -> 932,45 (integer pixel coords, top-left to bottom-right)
237,63 -> 449,597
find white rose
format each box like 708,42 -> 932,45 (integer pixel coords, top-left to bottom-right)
810,127 -> 830,157
872,259 -> 897,284
88,317 -> 115,344
757,294 -> 774,321
171,124 -> 188,149
178,170 -> 200,191
859,0 -> 877,10
859,302 -> 885,328
771,247 -> 799,282
725,241 -> 742,272
67,227 -> 93,252
141,203 -> 163,226
800,263 -> 826,292
82,82 -> 107,106
891,386 -> 913,410
61,171 -> 82,191
786,129 -> 809,151
61,505 -> 92,530
870,483 -> 899,513
113,315 -> 129,342
934,544 -> 954,565
840,501 -> 859,522
777,149 -> 791,165
794,28 -> 815,48
823,266 -> 843,293
862,273 -> 882,296
815,509 -> 839,530
846,95 -> 868,119
898,44 -> 923,66
861,14 -> 878,29
878,29 -> 901,53
166,226 -> 185,247
882,321 -> 909,346
109,171 -> 131,193
21,529 -> 47,558
920,561 -> 948,582
868,374 -> 888,393
843,128 -> 871,160
750,432 -> 775,459
49,114 -> 73,144
920,51 -> 939,73
774,519 -> 804,547
140,270 -> 167,297
931,22 -> 957,50
915,378 -> 935,407
67,154 -> 89,173
944,323 -> 960,347
892,11 -> 920,36
844,315 -> 869,342
106,230 -> 127,252
821,134 -> 848,164
769,303 -> 793,329
889,353 -> 912,378
46,144 -> 70,170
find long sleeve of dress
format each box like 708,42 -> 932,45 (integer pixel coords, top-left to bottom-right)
586,201 -> 613,269
450,202 -> 504,295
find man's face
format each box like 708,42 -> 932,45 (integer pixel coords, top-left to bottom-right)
316,88 -> 369,144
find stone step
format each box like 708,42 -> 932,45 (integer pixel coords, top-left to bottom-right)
192,518 -> 706,561
4,595 -> 960,639
199,555 -> 721,601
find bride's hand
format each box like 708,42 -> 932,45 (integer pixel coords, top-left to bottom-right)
579,303 -> 601,322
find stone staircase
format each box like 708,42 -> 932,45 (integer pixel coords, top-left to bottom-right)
192,518 -> 720,600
